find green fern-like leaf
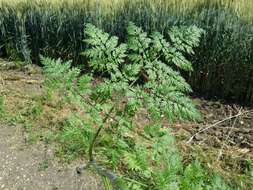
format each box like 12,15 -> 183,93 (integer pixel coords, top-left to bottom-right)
126,23 -> 201,121
83,24 -> 127,81
169,26 -> 205,55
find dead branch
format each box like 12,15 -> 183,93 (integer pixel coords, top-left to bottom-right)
187,109 -> 253,144
217,108 -> 242,160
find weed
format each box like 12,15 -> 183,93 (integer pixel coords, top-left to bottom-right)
38,159 -> 49,171
56,114 -> 93,161
39,23 -> 233,189
29,103 -> 43,119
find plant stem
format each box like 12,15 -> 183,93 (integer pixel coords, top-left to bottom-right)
88,105 -> 115,162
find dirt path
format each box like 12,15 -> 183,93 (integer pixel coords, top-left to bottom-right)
0,60 -> 102,190
0,124 -> 102,190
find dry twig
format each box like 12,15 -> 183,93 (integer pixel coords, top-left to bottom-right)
217,107 -> 242,160
187,109 -> 253,144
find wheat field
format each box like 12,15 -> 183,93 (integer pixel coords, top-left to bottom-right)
0,0 -> 252,19
0,0 -> 252,103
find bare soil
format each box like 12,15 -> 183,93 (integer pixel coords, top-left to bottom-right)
0,60 -> 102,190
0,124 -> 102,190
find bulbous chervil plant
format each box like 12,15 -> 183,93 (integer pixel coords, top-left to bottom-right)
83,22 -> 203,121
40,23 -> 229,190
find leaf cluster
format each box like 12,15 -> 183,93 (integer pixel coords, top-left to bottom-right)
84,22 -> 204,121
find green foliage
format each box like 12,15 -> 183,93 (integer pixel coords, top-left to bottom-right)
180,162 -> 231,190
41,55 -> 81,106
40,23 -> 231,189
127,23 -> 203,121
26,102 -> 43,119
84,22 -> 202,121
56,114 -> 94,161
83,24 -> 127,81
42,56 -> 79,90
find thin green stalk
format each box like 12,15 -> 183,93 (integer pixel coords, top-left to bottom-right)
88,105 -> 115,162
